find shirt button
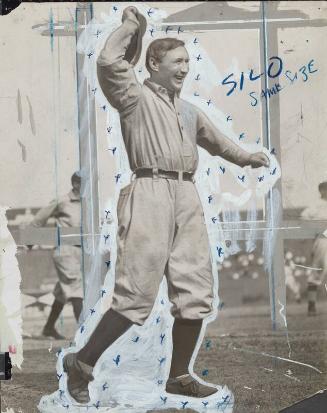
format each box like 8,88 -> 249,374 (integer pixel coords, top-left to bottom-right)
181,126 -> 184,130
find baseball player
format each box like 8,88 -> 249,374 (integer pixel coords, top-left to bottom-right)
63,6 -> 269,402
31,172 -> 83,339
301,180 -> 327,316
285,252 -> 301,303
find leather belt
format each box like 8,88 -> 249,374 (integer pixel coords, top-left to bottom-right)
135,168 -> 194,182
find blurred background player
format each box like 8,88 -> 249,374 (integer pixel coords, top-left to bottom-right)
30,172 -> 83,338
301,179 -> 327,316
284,252 -> 302,303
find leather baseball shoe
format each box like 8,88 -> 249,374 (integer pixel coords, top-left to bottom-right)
62,353 -> 94,404
166,374 -> 218,398
42,326 -> 66,340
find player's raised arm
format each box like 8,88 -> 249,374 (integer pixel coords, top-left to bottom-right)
97,7 -> 146,115
301,205 -> 317,220
196,109 -> 269,168
31,199 -> 59,227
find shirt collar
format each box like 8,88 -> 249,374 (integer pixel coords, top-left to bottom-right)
68,190 -> 80,202
144,79 -> 180,100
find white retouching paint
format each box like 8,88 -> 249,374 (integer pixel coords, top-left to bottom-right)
245,200 -> 258,253
0,207 -> 23,368
38,3 -> 280,413
232,346 -> 323,374
263,187 -> 282,276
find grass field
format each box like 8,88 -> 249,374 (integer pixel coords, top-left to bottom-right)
4,234 -> 326,412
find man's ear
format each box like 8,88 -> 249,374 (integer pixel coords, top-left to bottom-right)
148,57 -> 159,73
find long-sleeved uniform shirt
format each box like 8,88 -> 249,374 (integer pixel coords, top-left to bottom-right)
301,198 -> 327,221
97,19 -> 251,173
32,190 -> 81,228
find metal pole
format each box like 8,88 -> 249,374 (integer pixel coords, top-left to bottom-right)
75,2 -> 100,316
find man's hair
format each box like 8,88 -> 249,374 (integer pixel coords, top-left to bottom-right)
71,171 -> 81,185
145,38 -> 185,74
318,181 -> 327,193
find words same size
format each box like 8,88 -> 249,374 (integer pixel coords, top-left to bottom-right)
221,56 -> 318,107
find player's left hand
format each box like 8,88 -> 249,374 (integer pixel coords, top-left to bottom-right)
248,152 -> 270,168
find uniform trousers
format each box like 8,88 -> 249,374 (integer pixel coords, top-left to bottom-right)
111,177 -> 214,325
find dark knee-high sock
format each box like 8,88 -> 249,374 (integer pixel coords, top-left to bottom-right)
77,309 -> 133,367
308,284 -> 318,307
308,284 -> 318,300
71,298 -> 83,321
169,318 -> 203,379
45,299 -> 64,329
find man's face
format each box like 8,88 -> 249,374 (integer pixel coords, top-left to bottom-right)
72,179 -> 81,194
320,188 -> 327,200
154,46 -> 189,93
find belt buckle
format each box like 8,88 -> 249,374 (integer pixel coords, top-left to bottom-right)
130,171 -> 136,182
153,167 -> 159,181
178,171 -> 183,183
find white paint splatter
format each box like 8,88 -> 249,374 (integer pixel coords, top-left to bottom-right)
284,373 -> 301,382
295,264 -> 322,271
278,299 -> 292,358
233,346 -> 322,374
0,207 -> 23,368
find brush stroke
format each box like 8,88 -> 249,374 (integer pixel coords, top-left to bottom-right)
17,88 -> 22,124
17,139 -> 26,162
26,95 -> 36,136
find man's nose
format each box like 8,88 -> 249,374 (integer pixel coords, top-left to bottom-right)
181,63 -> 189,74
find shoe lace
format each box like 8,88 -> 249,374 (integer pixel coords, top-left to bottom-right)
189,380 -> 200,396
74,359 -> 94,382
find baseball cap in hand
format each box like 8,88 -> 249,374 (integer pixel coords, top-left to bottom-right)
124,11 -> 147,66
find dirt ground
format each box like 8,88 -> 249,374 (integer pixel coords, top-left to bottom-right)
1,301 -> 327,413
